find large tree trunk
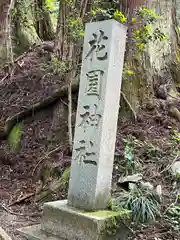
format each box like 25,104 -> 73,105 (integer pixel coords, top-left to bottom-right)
12,0 -> 40,56
0,0 -> 14,65
120,0 -> 180,121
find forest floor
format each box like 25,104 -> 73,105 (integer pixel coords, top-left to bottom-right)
0,44 -> 180,240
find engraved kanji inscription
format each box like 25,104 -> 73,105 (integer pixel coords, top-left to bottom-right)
79,104 -> 101,132
86,70 -> 104,96
74,140 -> 97,165
85,30 -> 108,61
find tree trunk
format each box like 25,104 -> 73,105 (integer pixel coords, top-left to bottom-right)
120,0 -> 180,121
34,0 -> 55,41
0,0 -> 14,65
55,0 -> 89,150
12,0 -> 40,56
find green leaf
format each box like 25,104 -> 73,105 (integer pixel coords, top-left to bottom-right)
132,17 -> 137,22
8,123 -> 24,152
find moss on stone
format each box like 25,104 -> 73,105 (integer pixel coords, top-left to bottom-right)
85,210 -> 120,218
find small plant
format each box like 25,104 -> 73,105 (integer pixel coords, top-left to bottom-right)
91,7 -> 167,54
113,9 -> 127,23
136,7 -> 160,23
123,137 -> 141,174
111,185 -> 161,224
171,129 -> 180,143
40,55 -> 70,76
134,7 -> 167,51
123,63 -> 135,80
166,204 -> 180,233
60,167 -> 70,188
91,8 -> 127,23
7,123 -> 24,152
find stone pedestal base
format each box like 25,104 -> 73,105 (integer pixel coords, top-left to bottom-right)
18,200 -> 131,240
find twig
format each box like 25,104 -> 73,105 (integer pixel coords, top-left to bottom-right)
167,93 -> 180,101
14,44 -> 41,64
32,145 -> 63,176
0,204 -> 41,217
159,153 -> 179,174
60,98 -> 68,107
8,193 -> 35,207
0,73 -> 9,85
122,221 -> 135,235
121,91 -> 137,121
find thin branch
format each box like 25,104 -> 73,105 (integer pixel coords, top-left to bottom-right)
0,204 -> 41,217
159,153 -> 179,174
121,91 -> 137,121
32,145 -> 65,176
8,193 -> 35,207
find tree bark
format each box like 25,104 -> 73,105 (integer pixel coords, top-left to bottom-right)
34,0 -> 55,41
0,0 -> 14,65
12,0 -> 40,56
55,0 -> 90,149
120,0 -> 180,120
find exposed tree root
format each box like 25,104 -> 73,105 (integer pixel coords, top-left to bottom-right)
0,81 -> 79,140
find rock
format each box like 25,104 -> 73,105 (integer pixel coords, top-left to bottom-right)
129,183 -> 136,190
171,161 -> 180,176
140,181 -> 154,190
0,227 -> 12,240
155,185 -> 162,197
117,174 -> 143,191
118,174 -> 143,185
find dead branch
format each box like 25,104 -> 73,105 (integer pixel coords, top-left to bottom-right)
32,145 -> 64,176
0,203 -> 41,217
159,153 -> 179,174
121,91 -> 137,121
8,193 -> 35,207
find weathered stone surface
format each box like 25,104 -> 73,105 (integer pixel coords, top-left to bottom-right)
18,200 -> 131,240
40,200 -> 130,240
68,19 -> 127,211
17,225 -> 60,240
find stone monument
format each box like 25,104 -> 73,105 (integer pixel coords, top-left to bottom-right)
18,19 -> 128,240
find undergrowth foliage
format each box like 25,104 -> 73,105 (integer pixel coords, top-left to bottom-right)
113,130 -> 180,227
123,137 -> 142,175
91,7 -> 167,52
111,185 -> 161,224
166,204 -> 180,234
